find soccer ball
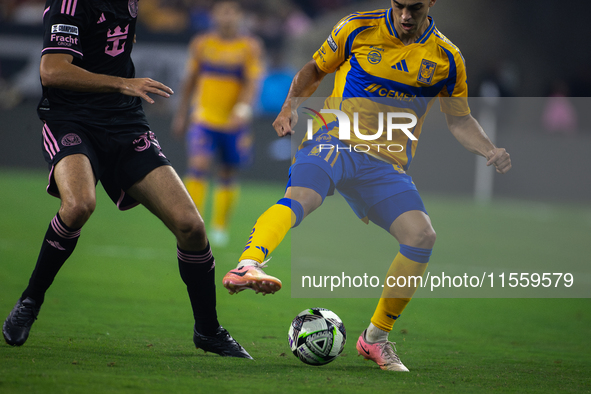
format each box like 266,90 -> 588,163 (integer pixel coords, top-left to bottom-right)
287,307 -> 346,366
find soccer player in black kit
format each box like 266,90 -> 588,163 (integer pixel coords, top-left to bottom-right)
2,0 -> 252,359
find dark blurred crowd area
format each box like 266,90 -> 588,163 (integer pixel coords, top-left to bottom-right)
0,0 -> 369,111
0,0 -> 366,57
1,0 -> 589,135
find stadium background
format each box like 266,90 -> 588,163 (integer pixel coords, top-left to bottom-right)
1,0 -> 590,202
0,2 -> 590,392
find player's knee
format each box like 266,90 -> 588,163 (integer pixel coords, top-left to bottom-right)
60,196 -> 96,227
416,226 -> 436,249
172,213 -> 207,248
400,225 -> 436,249
285,187 -> 323,217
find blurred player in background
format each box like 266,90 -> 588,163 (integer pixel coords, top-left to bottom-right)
172,1 -> 264,247
3,0 -> 251,359
223,0 -> 511,371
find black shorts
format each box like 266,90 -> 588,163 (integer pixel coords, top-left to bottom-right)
41,119 -> 171,210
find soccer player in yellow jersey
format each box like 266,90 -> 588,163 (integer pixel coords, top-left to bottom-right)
223,0 -> 511,371
172,1 -> 264,246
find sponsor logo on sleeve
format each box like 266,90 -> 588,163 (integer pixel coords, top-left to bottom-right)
327,34 -> 338,52
50,34 -> 79,47
316,48 -> 326,63
51,24 -> 79,35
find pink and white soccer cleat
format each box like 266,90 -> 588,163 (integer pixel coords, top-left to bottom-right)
222,261 -> 282,295
356,329 -> 409,371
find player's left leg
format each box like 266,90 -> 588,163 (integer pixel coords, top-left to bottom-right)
126,165 -> 251,358
356,192 -> 434,371
370,207 -> 435,334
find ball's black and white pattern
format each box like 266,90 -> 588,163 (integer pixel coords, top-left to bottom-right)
287,308 -> 346,366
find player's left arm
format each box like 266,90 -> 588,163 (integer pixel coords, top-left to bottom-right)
230,37 -> 265,126
445,113 -> 512,174
440,45 -> 511,174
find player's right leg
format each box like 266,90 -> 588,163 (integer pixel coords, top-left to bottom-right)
223,159 -> 333,295
4,153 -> 96,346
126,164 -> 251,359
222,186 -> 321,295
223,134 -> 342,295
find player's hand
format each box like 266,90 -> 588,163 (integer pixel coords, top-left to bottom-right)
486,148 -> 511,174
273,107 -> 297,137
121,78 -> 173,104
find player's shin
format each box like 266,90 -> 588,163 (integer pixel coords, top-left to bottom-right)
368,245 -> 431,340
222,198 -> 301,295
238,198 -> 303,264
177,243 -> 219,336
21,213 -> 81,306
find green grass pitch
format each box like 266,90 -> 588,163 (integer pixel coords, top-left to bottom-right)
0,169 -> 590,393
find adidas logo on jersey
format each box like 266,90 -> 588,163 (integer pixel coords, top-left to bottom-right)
392,59 -> 409,72
97,13 -> 106,24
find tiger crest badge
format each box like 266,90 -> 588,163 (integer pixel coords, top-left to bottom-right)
417,59 -> 436,85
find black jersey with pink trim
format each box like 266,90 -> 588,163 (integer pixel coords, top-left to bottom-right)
38,0 -> 147,125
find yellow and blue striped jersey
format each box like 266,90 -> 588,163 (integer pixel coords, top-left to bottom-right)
187,33 -> 263,131
310,8 -> 470,169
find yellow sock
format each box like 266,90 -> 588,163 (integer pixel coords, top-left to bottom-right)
371,252 -> 429,332
211,185 -> 239,230
239,203 -> 296,263
185,177 -> 208,214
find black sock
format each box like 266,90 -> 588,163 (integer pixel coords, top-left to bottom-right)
21,213 -> 81,306
178,243 -> 219,336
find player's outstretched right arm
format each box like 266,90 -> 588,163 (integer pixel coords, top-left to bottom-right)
40,53 -> 173,104
272,60 -> 327,137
